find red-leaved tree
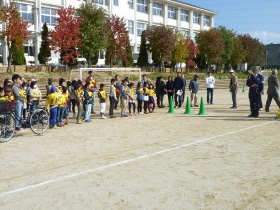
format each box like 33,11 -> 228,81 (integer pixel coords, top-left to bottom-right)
185,38 -> 199,71
48,6 -> 83,70
105,15 -> 130,67
0,0 -> 30,72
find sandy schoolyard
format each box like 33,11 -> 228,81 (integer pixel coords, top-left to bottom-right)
0,88 -> 279,209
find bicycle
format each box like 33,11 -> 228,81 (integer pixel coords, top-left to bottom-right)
0,100 -> 49,143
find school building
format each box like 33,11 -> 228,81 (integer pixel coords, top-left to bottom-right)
0,0 -> 217,66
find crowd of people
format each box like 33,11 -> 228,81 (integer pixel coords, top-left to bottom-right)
1,69 -> 280,132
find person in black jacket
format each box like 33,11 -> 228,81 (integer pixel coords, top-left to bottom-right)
166,76 -> 174,105
156,76 -> 166,108
173,72 -> 185,108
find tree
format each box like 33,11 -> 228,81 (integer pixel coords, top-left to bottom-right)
145,25 -> 175,72
195,28 -> 224,72
217,26 -> 235,71
137,31 -> 148,67
185,39 -> 199,70
76,2 -> 109,67
230,37 -> 246,69
123,44 -> 134,67
105,15 -> 130,67
38,23 -> 51,65
238,34 -> 265,70
171,31 -> 189,70
0,0 -> 30,72
48,6 -> 83,70
11,44 -> 26,65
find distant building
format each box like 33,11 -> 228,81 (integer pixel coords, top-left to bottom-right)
0,0 -> 217,66
266,44 -> 280,68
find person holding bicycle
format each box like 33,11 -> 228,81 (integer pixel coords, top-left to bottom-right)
11,74 -> 24,131
29,80 -> 42,111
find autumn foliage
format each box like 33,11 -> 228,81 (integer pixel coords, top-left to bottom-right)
0,0 -> 30,72
48,6 -> 83,67
186,39 -> 199,69
105,15 -> 130,66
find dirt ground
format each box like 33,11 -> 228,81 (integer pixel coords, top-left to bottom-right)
0,88 -> 279,210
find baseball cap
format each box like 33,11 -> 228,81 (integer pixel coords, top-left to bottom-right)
229,70 -> 234,73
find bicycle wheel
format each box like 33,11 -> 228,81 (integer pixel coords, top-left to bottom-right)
0,113 -> 16,143
29,109 -> 49,135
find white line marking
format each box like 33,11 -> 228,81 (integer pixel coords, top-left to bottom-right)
0,120 -> 276,197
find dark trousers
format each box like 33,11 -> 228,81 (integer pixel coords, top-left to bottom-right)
70,99 -> 76,114
157,94 -> 164,107
49,107 -> 58,127
174,92 -> 182,107
249,94 -> 261,116
115,94 -> 120,109
137,100 -> 143,113
129,102 -> 136,113
207,88 -> 214,103
167,92 -> 174,104
265,93 -> 280,111
144,101 -> 148,112
109,96 -> 115,116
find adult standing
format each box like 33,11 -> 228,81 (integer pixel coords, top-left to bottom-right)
141,74 -> 149,85
181,74 -> 187,104
265,69 -> 280,112
205,72 -> 215,104
114,75 -> 121,110
246,68 -> 264,117
229,70 -> 238,108
189,74 -> 199,107
85,71 -> 97,114
166,76 -> 174,105
11,74 -> 24,131
156,77 -> 166,108
258,69 -> 265,111
173,72 -> 185,108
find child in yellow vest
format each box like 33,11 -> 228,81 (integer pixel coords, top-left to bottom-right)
45,86 -> 58,128
128,83 -> 137,116
62,86 -> 69,125
83,83 -> 93,122
98,83 -> 107,119
148,83 -> 156,113
56,88 -> 66,127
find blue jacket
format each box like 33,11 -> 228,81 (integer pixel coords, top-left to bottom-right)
189,79 -> 199,94
173,77 -> 185,91
246,74 -> 264,95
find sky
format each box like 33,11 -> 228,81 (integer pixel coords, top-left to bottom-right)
184,0 -> 280,44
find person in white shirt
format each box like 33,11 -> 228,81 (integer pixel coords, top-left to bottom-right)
205,72 -> 215,104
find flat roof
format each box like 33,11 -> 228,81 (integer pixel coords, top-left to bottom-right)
171,0 -> 218,15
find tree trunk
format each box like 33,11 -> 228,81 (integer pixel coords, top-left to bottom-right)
87,56 -> 92,68
7,50 -> 13,72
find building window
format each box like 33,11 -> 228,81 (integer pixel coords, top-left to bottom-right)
204,15 -> 210,26
168,6 -> 176,19
41,7 -> 57,26
24,46 -> 35,56
193,12 -> 199,23
137,0 -> 147,13
181,9 -> 188,21
153,2 -> 163,16
114,0 -> 119,6
127,20 -> 134,34
128,0 -> 133,9
181,30 -> 189,38
94,0 -> 104,5
137,22 -> 147,36
17,3 -> 33,21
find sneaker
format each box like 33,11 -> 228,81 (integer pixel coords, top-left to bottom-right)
110,116 -> 115,119
50,125 -> 57,129
194,105 -> 199,107
64,121 -> 69,125
101,115 -> 107,119
76,121 -> 82,124
174,105 -> 177,108
91,111 -> 96,114
134,113 -> 138,116
259,108 -> 263,111
15,127 -> 24,131
265,110 -> 270,112
115,108 -> 119,110
129,113 -> 134,116
73,113 -> 76,117
139,112 -> 144,115
85,119 -> 92,122
123,114 -> 128,117
230,106 -> 237,109
57,124 -> 63,127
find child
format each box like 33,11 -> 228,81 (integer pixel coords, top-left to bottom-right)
45,86 -> 58,129
73,82 -> 83,124
143,82 -> 149,114
148,83 -> 155,113
136,82 -> 144,115
83,83 -> 93,122
128,83 -> 137,116
56,88 -> 66,127
120,79 -> 130,117
109,78 -> 117,118
98,83 -> 107,119
62,86 -> 70,125
19,82 -> 27,119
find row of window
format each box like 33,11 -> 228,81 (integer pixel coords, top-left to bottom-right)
17,3 -> 58,26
